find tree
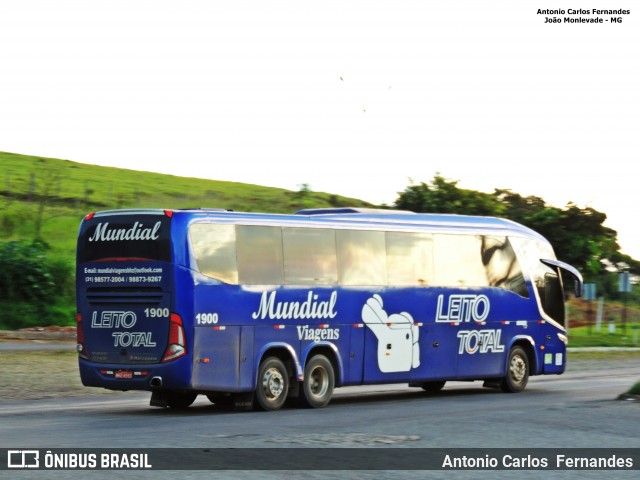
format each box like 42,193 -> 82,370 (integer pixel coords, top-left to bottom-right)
396,175 -> 501,216
394,175 -> 634,278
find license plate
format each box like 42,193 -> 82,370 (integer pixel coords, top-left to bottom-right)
115,370 -> 133,379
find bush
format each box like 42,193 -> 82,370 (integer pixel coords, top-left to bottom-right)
0,240 -> 74,329
47,256 -> 75,298
1,214 -> 16,237
0,301 -> 74,330
0,301 -> 40,330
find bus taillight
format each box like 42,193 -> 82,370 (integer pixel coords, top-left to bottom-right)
162,313 -> 187,362
76,313 -> 89,360
84,212 -> 95,221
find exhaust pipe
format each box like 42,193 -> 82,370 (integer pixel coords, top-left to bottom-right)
150,376 -> 163,388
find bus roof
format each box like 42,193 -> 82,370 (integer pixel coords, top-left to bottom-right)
91,208 -> 548,242
294,210 -> 546,241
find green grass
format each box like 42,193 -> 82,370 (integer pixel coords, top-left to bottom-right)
568,350 -> 640,361
568,324 -> 640,347
1,150 -> 372,264
1,151 -> 373,329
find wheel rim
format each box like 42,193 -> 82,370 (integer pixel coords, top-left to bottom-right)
262,367 -> 284,400
309,365 -> 329,398
509,354 -> 526,384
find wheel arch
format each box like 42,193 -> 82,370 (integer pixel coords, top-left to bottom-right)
255,342 -> 302,387
301,342 -> 344,387
507,335 -> 538,376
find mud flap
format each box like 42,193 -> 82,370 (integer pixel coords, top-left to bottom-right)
233,392 -> 254,411
150,391 -> 168,408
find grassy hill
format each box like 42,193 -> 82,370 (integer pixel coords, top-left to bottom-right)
0,151 -> 374,329
2,151 -> 638,344
0,151 -> 372,263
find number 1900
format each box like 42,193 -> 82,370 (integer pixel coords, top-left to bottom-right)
145,308 -> 170,317
196,313 -> 219,325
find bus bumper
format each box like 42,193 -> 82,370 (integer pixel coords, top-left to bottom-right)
78,356 -> 193,391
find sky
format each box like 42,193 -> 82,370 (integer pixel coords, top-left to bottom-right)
1,1 -> 638,258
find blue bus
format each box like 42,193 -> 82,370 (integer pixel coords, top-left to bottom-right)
76,207 -> 582,411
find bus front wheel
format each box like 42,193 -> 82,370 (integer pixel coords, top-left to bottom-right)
255,357 -> 289,411
501,346 -> 529,393
300,354 -> 335,408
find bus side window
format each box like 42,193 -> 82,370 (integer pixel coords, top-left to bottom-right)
433,234 -> 486,287
237,226 -> 284,285
283,228 -> 338,285
481,236 -> 529,298
189,224 -> 238,284
386,232 -> 433,286
337,230 -> 387,286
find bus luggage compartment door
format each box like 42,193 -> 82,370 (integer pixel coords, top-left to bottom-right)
192,326 -> 254,391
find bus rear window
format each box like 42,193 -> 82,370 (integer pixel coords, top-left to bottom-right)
77,214 -> 172,263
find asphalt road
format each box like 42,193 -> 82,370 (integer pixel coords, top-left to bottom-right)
1,362 -> 638,480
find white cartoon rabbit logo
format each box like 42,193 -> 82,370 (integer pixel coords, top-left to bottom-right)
361,294 -> 420,373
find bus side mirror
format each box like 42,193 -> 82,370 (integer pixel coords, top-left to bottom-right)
541,259 -> 583,298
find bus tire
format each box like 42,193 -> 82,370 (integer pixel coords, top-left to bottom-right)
165,391 -> 197,409
501,346 -> 529,393
255,357 -> 289,411
420,381 -> 446,393
300,354 -> 335,409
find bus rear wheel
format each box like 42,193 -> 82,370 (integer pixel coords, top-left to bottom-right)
255,357 -> 289,411
300,354 -> 335,408
501,346 -> 529,393
165,391 -> 197,409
